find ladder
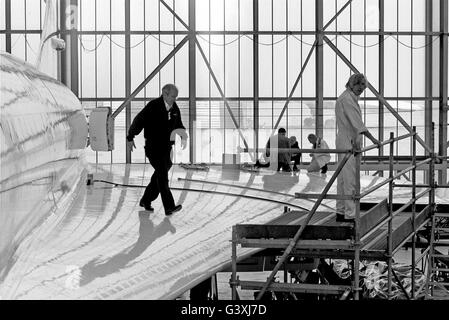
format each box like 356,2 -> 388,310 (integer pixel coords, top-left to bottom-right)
426,212 -> 449,299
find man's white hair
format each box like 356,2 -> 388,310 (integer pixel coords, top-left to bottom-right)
345,73 -> 366,89
162,83 -> 178,94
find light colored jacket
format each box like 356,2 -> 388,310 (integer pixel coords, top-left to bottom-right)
335,89 -> 368,150
313,137 -> 331,168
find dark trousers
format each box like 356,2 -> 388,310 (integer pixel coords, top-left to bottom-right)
320,164 -> 328,174
291,154 -> 301,170
141,148 -> 175,210
277,162 -> 291,172
256,161 -> 291,172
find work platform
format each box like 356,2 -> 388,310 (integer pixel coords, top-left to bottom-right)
234,204 -> 432,262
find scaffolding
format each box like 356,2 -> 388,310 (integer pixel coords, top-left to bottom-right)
230,125 -> 447,300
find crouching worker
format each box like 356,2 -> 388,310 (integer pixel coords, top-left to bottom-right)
307,133 -> 330,174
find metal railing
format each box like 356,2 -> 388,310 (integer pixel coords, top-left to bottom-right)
231,125 -> 437,300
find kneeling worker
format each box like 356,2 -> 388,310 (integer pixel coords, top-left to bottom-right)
265,128 -> 292,172
307,133 -> 330,174
289,136 -> 302,171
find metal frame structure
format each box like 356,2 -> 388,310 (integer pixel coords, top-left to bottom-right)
230,127 -> 441,300
439,0 -> 448,184
1,0 -> 447,181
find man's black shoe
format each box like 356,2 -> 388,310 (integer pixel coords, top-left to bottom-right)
139,199 -> 154,212
166,204 -> 182,216
336,213 -> 354,223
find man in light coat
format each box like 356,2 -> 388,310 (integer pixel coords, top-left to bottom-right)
307,133 -> 330,174
335,74 -> 381,222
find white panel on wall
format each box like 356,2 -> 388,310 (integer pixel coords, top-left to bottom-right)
130,0 -> 144,31
130,35 -> 144,98
258,0 -> 272,31
26,0 -> 41,30
195,0 -> 209,31
11,0 -> 25,30
97,0 -> 111,30
240,0 -> 253,31
258,35 -> 272,97
210,0 -> 224,31
225,0 -> 239,31
273,36 -> 287,97
80,35 -> 96,98
239,36 -> 253,97
225,36 -> 239,97
111,35 -> 125,98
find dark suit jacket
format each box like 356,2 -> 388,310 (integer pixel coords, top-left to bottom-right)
265,134 -> 291,164
127,96 -> 186,154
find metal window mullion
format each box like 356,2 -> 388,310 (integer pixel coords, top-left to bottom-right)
24,0 -> 27,60
95,0 -> 97,104
70,0 -> 79,96
209,0 -> 212,163
4,29 -> 448,36
143,0 -> 146,102
110,0 -> 113,164
71,0 -> 79,97
53,0 -> 59,82
271,0 -> 274,130
350,1 -> 352,67
173,0 -> 176,85
254,0 -> 259,155
410,0 -> 413,163
110,0 -> 113,100
81,96 -> 439,102
334,0 -> 337,74
396,0 -> 399,157
143,0 -> 148,164
40,0 -> 42,38
379,0 -> 385,168
286,0 -> 288,132
223,0 -> 226,155
79,0 -> 82,100
125,0 -> 131,163
188,0 -> 196,163
158,0 -> 161,92
5,0 -> 11,53
315,0 -> 323,137
439,0 -> 448,184
363,0 -> 367,156
238,0 -> 241,138
425,0 -> 433,165
173,0 -> 177,163
300,0 -> 303,147
335,0 -> 338,148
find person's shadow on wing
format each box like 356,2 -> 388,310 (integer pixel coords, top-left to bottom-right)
262,172 -> 299,192
79,212 -> 176,286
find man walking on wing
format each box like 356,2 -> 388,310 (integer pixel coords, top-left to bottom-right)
127,84 -> 188,215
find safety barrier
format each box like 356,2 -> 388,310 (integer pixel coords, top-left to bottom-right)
231,124 -> 438,300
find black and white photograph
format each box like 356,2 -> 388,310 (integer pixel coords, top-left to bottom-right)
0,0 -> 448,310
